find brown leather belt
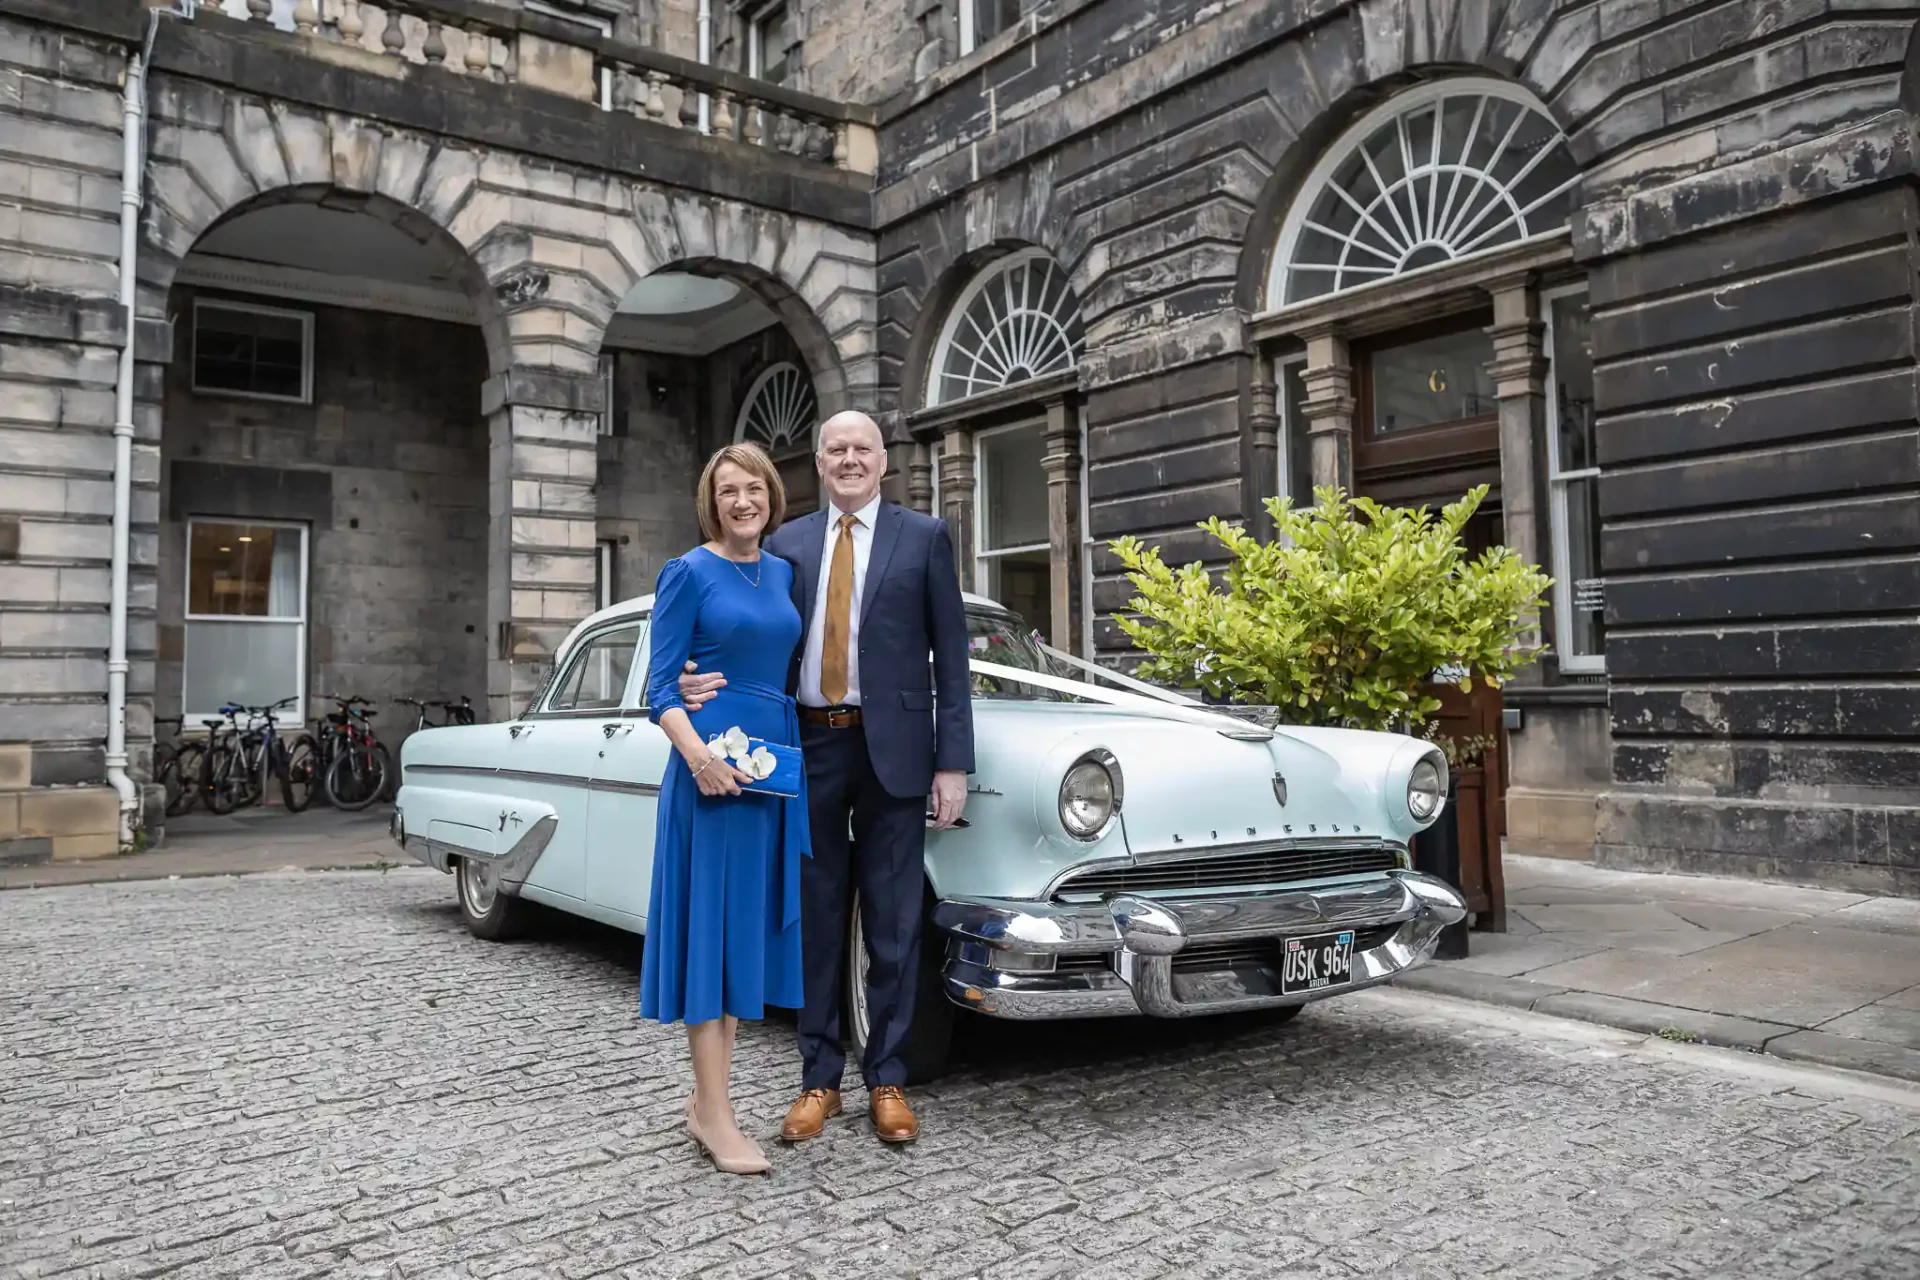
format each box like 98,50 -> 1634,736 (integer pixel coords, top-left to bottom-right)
799,705 -> 863,728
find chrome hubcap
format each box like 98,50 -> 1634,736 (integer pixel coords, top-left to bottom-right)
460,857 -> 501,918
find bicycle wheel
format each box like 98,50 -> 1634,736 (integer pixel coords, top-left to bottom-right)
280,734 -> 318,812
232,743 -> 265,811
324,744 -> 386,812
166,742 -> 204,816
156,745 -> 182,814
204,744 -> 240,815
376,741 -> 397,803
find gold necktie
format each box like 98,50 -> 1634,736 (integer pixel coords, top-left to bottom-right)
821,513 -> 857,705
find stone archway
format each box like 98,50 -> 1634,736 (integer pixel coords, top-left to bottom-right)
140,77 -> 879,722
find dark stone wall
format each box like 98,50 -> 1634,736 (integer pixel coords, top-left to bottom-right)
874,0 -> 1920,888
156,288 -> 492,752
1589,186 -> 1920,894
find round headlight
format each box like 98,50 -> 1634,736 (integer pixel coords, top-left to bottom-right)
1059,756 -> 1118,839
1408,754 -> 1447,824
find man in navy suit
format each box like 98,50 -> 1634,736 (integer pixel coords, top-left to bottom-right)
678,409 -> 974,1144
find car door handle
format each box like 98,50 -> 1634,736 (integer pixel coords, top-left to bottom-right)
601,723 -> 633,739
508,724 -> 535,740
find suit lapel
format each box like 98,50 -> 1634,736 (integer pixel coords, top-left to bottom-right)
793,510 -> 828,625
860,501 -> 904,629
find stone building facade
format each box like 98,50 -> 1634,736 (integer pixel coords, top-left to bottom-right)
2,0 -> 1917,900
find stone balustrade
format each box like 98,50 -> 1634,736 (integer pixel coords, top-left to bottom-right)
214,0 -> 879,175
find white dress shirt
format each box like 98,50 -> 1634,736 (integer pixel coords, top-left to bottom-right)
798,493 -> 882,708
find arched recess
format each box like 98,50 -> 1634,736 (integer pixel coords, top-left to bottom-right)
734,361 -> 818,456
910,245 -> 1089,654
924,247 -> 1086,408
151,181 -> 511,749
1265,78 -> 1578,311
662,257 -> 850,416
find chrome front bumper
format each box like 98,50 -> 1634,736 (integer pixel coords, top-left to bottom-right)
932,870 -> 1467,1020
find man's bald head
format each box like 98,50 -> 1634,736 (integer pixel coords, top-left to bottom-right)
818,410 -> 885,451
816,410 -> 886,513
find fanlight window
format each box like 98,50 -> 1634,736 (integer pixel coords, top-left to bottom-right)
734,362 -> 817,459
1272,82 -> 1579,308
928,250 -> 1085,407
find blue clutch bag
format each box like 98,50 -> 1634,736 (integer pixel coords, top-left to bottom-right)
706,727 -> 802,799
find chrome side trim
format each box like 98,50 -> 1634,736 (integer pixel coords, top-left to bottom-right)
404,764 -> 660,796
589,777 -> 662,796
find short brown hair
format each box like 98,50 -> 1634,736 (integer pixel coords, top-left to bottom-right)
696,442 -> 787,543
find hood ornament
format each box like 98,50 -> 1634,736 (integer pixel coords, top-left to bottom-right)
1272,772 -> 1287,807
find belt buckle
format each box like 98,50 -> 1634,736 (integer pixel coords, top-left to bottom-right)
828,707 -> 856,729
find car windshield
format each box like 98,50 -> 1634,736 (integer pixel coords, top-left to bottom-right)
966,609 -> 1075,702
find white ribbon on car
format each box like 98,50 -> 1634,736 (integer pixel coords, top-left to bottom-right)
967,657 -> 1275,741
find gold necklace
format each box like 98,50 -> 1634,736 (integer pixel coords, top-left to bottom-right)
716,547 -> 761,588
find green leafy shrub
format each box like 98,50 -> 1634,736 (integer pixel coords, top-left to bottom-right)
1109,485 -> 1551,739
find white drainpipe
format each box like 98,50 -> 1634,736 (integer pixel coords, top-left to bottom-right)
696,0 -> 711,134
105,13 -> 162,846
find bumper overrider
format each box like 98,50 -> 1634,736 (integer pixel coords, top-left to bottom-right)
932,871 -> 1467,1019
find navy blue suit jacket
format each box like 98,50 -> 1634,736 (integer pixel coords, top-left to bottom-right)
766,501 -> 975,800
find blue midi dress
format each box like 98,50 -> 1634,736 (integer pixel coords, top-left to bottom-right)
638,547 -> 809,1026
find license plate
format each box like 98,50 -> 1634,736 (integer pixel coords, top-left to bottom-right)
1281,930 -> 1354,995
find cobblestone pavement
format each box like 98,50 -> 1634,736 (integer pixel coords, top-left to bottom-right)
4,870 -> 1920,1280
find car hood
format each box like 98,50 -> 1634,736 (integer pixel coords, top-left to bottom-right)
936,701 -> 1433,901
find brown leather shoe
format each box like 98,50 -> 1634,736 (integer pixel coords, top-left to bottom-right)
870,1085 -> 919,1143
780,1088 -> 842,1143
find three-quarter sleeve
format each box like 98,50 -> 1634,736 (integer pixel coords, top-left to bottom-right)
646,557 -> 700,723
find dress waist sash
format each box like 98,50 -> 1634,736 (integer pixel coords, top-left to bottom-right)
708,676 -> 808,931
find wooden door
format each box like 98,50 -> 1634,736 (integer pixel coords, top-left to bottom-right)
1354,320 -> 1510,931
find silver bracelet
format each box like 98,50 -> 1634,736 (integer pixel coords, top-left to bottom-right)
690,755 -> 718,779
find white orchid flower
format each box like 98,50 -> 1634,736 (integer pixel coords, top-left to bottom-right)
746,746 -> 777,781
715,726 -> 750,762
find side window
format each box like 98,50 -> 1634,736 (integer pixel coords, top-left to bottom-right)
634,618 -> 654,710
545,623 -> 644,713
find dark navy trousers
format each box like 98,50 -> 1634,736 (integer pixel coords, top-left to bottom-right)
796,719 -> 927,1091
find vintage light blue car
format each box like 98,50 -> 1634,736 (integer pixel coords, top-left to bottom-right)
392,592 -> 1467,1079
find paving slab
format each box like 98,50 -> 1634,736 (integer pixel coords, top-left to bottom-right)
1527,927 -> 1751,958
1527,991 -> 1795,1053
1515,902 -> 1700,933
1762,1030 -> 1920,1086
1817,1006 -> 1920,1051
1881,985 -> 1920,1013
1659,901 -> 1815,936
1444,932 -> 1607,977
1524,924 -> 1920,1027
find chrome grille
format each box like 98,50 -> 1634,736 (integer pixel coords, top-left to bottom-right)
1170,926 -> 1400,974
1052,844 -> 1400,900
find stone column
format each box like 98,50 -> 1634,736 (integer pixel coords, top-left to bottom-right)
1485,276 -> 1549,664
937,425 -> 976,592
483,369 -> 603,723
1246,347 -> 1280,541
906,438 -> 934,515
1042,397 -> 1082,654
1299,327 -> 1355,494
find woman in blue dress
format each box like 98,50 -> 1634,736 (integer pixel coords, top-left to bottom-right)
640,442 -> 807,1176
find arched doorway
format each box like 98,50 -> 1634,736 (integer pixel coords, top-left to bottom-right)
156,187 -> 502,756
588,265 -> 831,609
1248,76 -> 1594,927
913,247 -> 1088,652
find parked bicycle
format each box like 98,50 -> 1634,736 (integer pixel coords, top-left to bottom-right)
153,716 -> 205,818
199,697 -> 316,815
315,694 -> 390,812
397,695 -> 476,732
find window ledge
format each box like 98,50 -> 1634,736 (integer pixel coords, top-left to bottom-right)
1249,231 -> 1576,344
